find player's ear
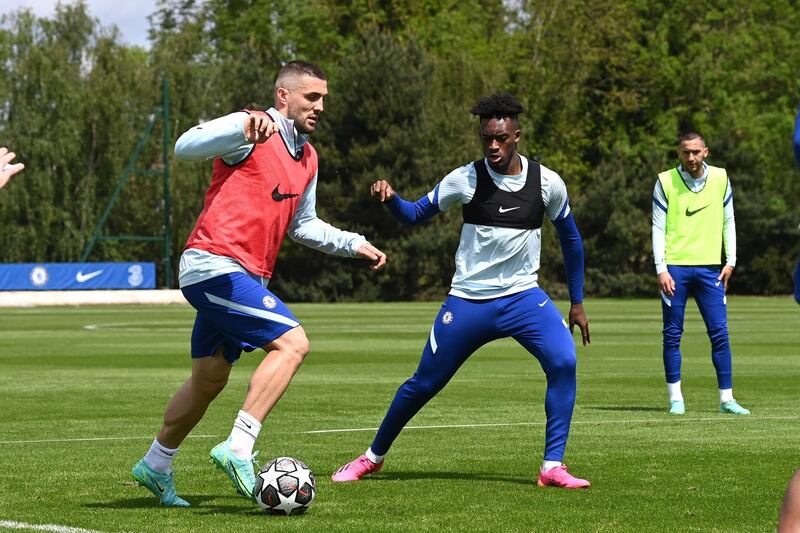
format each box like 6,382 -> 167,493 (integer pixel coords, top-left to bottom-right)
275,86 -> 290,107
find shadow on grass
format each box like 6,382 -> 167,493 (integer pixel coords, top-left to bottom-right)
84,495 -> 260,514
192,505 -> 264,516
583,405 -> 663,412
346,471 -> 534,485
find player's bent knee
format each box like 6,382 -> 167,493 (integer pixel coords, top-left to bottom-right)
266,326 -> 310,363
193,372 -> 229,398
190,352 -> 231,398
547,352 -> 576,377
406,375 -> 446,400
285,328 -> 310,361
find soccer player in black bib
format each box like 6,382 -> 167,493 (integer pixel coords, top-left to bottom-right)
332,94 -> 591,488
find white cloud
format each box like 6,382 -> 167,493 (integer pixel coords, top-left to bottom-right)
5,0 -> 158,48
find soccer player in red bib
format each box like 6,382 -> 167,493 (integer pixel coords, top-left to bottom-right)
131,61 -> 386,507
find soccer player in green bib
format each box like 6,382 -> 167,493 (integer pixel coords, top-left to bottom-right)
651,132 -> 750,416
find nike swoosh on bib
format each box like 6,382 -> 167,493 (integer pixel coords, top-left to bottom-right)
76,270 -> 103,283
498,206 -> 521,213
685,205 -> 709,216
272,185 -> 299,201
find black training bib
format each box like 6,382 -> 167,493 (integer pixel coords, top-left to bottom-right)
462,158 -> 544,230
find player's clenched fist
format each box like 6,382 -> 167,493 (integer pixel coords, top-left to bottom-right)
370,180 -> 395,202
243,114 -> 277,144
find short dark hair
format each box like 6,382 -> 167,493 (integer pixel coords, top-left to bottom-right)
275,60 -> 327,87
679,131 -> 705,145
470,94 -> 525,120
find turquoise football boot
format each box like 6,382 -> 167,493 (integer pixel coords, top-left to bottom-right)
720,399 -> 750,415
210,437 -> 258,499
669,399 -> 685,415
131,459 -> 190,507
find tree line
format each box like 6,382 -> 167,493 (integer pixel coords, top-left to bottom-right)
1,0 -> 798,300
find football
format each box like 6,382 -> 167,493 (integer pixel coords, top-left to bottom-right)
253,457 -> 316,515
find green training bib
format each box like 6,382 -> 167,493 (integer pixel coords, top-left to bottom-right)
658,165 -> 727,265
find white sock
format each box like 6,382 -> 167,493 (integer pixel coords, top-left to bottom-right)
365,448 -> 384,464
542,460 -> 562,472
229,410 -> 262,459
668,381 -> 683,402
719,388 -> 734,403
143,438 -> 179,473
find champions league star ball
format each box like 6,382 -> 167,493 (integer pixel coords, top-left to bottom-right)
253,457 -> 316,515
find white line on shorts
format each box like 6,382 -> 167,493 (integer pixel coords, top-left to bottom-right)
302,415 -> 800,434
0,434 -> 220,445
0,519 -> 134,533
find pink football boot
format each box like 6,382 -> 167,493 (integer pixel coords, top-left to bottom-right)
537,465 -> 591,489
331,455 -> 383,482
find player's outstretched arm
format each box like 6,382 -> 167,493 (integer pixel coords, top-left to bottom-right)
370,179 -> 439,226
243,113 -> 277,144
370,180 -> 396,202
288,176 -> 386,262
175,112 -> 267,162
0,147 -> 24,189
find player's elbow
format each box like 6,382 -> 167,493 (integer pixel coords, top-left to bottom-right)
287,227 -> 316,248
174,144 -> 202,161
559,232 -> 583,254
173,134 -> 207,161
174,145 -> 194,161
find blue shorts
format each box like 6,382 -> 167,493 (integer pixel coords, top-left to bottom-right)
794,257 -> 800,304
181,272 -> 300,364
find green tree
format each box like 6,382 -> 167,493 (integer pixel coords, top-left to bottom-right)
1,0 -> 796,297
0,3 -> 156,266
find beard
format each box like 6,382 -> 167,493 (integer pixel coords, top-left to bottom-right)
288,108 -> 318,134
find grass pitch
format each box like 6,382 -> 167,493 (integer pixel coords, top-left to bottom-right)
0,297 -> 798,532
